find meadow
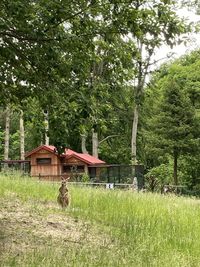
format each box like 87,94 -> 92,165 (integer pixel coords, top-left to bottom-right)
1,174 -> 200,267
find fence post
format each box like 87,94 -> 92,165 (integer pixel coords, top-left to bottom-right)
118,166 -> 121,183
107,167 -> 110,183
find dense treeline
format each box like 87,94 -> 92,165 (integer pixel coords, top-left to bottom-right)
0,0 -> 199,187
142,51 -> 200,187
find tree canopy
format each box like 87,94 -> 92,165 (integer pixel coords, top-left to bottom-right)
1,0 -> 199,187
142,51 -> 200,186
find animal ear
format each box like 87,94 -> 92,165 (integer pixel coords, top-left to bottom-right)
61,176 -> 65,181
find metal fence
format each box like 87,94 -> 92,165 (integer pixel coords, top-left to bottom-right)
159,184 -> 200,197
0,161 -> 144,189
88,164 -> 144,189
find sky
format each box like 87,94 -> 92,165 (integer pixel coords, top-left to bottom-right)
154,7 -> 200,67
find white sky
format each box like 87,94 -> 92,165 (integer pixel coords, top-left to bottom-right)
154,8 -> 200,66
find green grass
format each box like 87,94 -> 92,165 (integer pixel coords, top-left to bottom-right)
1,174 -> 200,266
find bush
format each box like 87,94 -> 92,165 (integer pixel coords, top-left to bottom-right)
145,164 -> 173,191
81,173 -> 90,183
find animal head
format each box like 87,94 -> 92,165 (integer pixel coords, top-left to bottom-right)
61,176 -> 70,186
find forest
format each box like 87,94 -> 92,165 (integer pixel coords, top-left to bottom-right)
0,0 -> 200,189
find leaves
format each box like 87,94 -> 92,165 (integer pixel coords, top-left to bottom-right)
143,50 -> 200,185
0,0 -> 195,165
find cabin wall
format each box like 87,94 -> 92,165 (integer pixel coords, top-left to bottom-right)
62,156 -> 87,177
65,157 -> 86,165
30,149 -> 60,176
28,149 -> 104,181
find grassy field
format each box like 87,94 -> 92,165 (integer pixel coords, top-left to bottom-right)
1,175 -> 200,266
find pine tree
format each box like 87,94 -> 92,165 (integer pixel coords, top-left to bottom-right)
155,78 -> 196,184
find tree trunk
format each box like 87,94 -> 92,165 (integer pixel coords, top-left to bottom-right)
4,106 -> 10,160
81,134 -> 88,154
19,110 -> 25,160
173,149 -> 178,185
131,105 -> 139,163
130,39 -> 152,164
44,110 -> 49,146
92,130 -> 98,158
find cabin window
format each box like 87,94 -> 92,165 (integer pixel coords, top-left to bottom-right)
36,158 -> 52,165
63,165 -> 85,173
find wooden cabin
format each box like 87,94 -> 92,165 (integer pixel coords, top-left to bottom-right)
25,145 -> 106,180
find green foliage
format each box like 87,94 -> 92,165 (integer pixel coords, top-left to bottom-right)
23,98 -> 46,151
142,50 -> 200,186
178,155 -> 200,187
9,131 -> 20,160
0,130 -> 4,160
156,78 -> 196,154
145,163 -> 173,187
0,0 -> 195,167
81,173 -> 90,183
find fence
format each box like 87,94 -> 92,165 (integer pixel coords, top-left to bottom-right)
0,161 -> 144,189
0,160 -> 30,174
88,164 -> 144,189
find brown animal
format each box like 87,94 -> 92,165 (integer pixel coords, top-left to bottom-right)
57,177 -> 69,208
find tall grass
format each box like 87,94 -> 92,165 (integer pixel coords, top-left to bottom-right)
69,186 -> 200,265
1,174 -> 200,266
0,174 -> 58,201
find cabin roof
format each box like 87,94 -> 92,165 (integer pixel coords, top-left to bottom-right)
25,145 -> 56,157
64,149 -> 105,165
25,145 -> 105,165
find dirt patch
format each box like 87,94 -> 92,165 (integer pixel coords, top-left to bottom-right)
0,195 -> 114,264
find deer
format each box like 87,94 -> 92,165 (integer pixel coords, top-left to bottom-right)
57,176 -> 70,208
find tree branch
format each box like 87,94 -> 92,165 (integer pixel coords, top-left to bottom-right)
0,29 -> 122,43
44,2 -> 95,33
99,135 -> 119,145
3,37 -> 36,71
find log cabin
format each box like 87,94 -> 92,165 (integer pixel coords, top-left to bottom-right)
25,145 -> 106,181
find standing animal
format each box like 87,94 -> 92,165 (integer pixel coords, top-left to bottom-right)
57,177 -> 69,208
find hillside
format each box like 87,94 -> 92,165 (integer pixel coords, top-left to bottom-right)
1,175 -> 200,266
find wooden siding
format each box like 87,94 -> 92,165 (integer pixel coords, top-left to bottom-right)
29,151 -> 101,179
64,156 -> 86,165
61,156 -> 87,175
30,150 -> 60,176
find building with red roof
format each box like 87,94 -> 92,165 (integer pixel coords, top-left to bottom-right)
25,145 -> 105,180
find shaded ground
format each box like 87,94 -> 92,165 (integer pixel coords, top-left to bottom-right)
0,193 -> 116,266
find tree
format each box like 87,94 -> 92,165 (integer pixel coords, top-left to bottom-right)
143,52 -> 200,185
120,0 -> 192,162
0,0 -> 102,104
156,79 -> 196,184
4,106 -> 10,160
19,110 -> 25,160
0,0 -> 194,165
46,32 -> 135,159
43,110 -> 49,146
181,0 -> 200,15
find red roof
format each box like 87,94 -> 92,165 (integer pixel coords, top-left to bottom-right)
25,145 -> 105,165
65,149 -> 105,165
